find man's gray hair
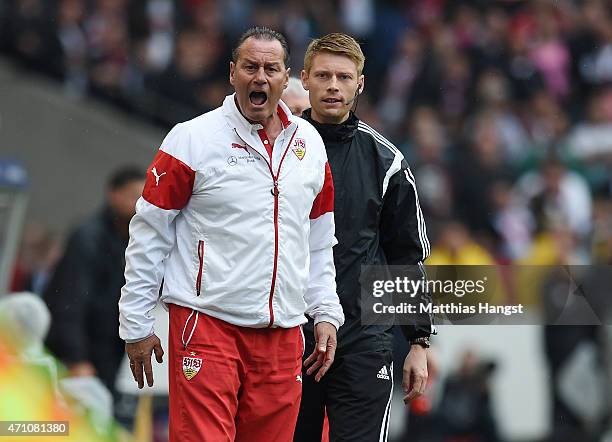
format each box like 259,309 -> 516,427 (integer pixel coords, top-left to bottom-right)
232,26 -> 290,68
284,77 -> 308,98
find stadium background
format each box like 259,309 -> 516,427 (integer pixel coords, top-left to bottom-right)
1,0 -> 612,441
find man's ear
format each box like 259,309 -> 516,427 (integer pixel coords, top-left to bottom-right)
300,69 -> 309,90
229,61 -> 235,86
284,67 -> 291,89
358,74 -> 365,94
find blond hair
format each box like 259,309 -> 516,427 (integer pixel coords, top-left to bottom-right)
304,33 -> 365,75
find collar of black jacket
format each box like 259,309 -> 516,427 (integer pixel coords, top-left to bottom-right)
302,109 -> 359,143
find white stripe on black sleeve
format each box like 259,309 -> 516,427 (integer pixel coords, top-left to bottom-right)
357,124 -> 430,260
403,170 -> 430,259
404,168 -> 431,259
382,153 -> 402,198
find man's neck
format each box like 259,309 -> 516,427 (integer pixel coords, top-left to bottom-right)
235,96 -> 283,140
259,112 -> 282,139
310,109 -> 350,125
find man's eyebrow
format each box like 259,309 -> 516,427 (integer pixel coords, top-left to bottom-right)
241,59 -> 282,67
265,61 -> 282,67
312,69 -> 353,76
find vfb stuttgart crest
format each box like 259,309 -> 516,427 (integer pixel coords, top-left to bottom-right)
183,353 -> 202,380
292,138 -> 306,160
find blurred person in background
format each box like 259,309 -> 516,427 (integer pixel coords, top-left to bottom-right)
436,51 -> 473,134
0,292 -> 53,373
44,166 -> 145,402
135,0 -> 174,75
427,221 -> 496,266
56,0 -> 88,97
147,27 -> 229,125
490,180 -> 535,262
521,90 -> 571,164
515,154 -> 592,242
377,28 -> 431,137
399,106 -> 453,239
0,0 -> 63,78
541,256 -> 601,441
519,156 -> 599,440
85,0 -> 132,104
504,13 -> 546,104
119,27 -> 343,441
295,33 -> 434,442
433,349 -> 500,442
452,112 -> 510,248
10,223 -> 61,295
0,293 -> 126,440
473,68 -> 530,165
568,86 -> 612,195
477,6 -> 512,70
591,199 -> 612,263
527,2 -> 571,103
282,76 -> 310,116
567,0 -> 612,106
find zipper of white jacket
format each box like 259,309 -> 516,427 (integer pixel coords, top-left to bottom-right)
233,126 -> 298,327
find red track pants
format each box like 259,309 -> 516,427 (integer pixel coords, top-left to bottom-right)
168,304 -> 304,442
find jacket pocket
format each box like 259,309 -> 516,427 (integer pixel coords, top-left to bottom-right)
195,240 -> 204,296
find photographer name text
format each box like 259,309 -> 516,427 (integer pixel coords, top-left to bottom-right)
372,302 -> 524,316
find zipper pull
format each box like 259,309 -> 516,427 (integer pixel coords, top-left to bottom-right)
271,180 -> 279,196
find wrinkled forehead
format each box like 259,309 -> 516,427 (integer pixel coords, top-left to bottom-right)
236,37 -> 286,67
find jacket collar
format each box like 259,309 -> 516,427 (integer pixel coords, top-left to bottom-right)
222,94 -> 295,160
302,109 -> 359,143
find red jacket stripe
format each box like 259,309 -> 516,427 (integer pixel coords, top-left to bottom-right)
310,162 -> 334,219
142,150 -> 195,210
277,104 -> 290,129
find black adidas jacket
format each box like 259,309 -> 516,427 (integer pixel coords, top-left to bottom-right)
303,109 -> 434,353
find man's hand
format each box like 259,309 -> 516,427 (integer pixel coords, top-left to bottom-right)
125,334 -> 164,389
304,321 -> 337,382
403,345 -> 428,404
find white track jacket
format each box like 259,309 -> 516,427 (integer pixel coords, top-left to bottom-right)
119,95 -> 344,341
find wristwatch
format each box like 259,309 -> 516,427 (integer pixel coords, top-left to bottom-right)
409,336 -> 431,349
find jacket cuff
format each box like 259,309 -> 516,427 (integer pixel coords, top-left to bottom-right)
123,331 -> 155,344
400,324 -> 434,341
313,315 -> 340,331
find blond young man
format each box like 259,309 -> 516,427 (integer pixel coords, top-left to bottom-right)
295,33 -> 434,441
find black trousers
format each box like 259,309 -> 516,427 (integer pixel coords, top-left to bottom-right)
294,343 -> 394,442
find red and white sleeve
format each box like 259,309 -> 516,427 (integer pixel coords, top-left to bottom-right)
305,161 -> 344,330
119,123 -> 196,342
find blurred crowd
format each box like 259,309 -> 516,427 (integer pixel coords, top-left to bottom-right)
2,0 -> 612,268
4,0 -> 612,441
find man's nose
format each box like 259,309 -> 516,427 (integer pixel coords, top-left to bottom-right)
327,75 -> 339,91
254,67 -> 266,83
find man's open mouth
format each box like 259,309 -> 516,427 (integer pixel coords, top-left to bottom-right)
323,97 -> 342,103
249,91 -> 268,106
